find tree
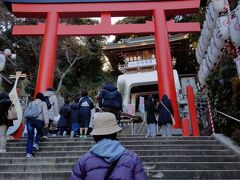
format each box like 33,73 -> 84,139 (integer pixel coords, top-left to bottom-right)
55,37 -> 90,92
0,4 -> 109,98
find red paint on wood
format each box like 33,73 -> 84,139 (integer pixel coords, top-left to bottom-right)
11,1 -> 200,18
12,21 -> 200,36
186,85 -> 200,136
182,117 -> 190,136
35,12 -> 59,94
154,9 -> 180,128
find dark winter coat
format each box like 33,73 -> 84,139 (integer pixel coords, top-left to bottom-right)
78,96 -> 94,123
157,95 -> 174,126
0,92 -> 12,127
146,96 -> 157,124
70,139 -> 148,180
57,104 -> 71,128
98,83 -> 122,110
70,102 -> 80,123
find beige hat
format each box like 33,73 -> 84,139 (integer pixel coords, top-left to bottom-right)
90,112 -> 122,135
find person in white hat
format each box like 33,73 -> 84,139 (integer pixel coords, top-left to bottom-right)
70,112 -> 148,180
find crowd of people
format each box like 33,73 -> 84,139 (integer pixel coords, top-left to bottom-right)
0,81 -> 175,179
23,82 -> 125,158
146,94 -> 175,138
23,87 -> 97,158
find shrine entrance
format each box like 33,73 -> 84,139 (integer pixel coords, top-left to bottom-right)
5,0 -> 200,128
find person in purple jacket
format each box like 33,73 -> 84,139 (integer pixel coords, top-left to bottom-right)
70,112 -> 148,180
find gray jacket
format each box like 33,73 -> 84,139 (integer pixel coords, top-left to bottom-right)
31,99 -> 49,124
44,91 -> 59,120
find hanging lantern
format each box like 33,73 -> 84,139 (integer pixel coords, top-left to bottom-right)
197,46 -> 205,59
208,2 -> 219,21
198,71 -> 206,86
235,4 -> 240,25
198,40 -> 207,57
210,38 -> 222,58
205,53 -> 214,70
234,55 -> 240,79
3,49 -> 11,56
200,59 -> 210,79
199,42 -> 207,57
206,50 -> 219,70
212,0 -> 226,14
229,17 -> 240,49
216,16 -> 230,42
199,36 -> 209,53
202,25 -> 213,40
206,3 -> 218,30
0,54 -> 6,72
213,29 -> 225,49
195,49 -> 203,64
11,54 -> 17,60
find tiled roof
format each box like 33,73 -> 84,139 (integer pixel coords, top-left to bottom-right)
104,34 -> 188,49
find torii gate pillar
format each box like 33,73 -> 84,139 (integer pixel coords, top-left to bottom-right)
36,12 -> 59,93
154,9 -> 179,127
6,0 -> 201,129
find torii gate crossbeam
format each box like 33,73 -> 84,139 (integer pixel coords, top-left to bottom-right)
6,0 -> 201,128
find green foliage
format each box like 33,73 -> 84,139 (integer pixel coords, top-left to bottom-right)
207,56 -> 240,142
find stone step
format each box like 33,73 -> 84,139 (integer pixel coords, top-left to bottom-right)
0,170 -> 240,180
6,140 -> 220,147
0,155 -> 238,165
144,162 -> 240,170
148,170 -> 240,179
1,162 -> 240,172
1,135 -> 239,179
15,136 -> 214,142
0,149 -> 232,158
6,144 -> 227,152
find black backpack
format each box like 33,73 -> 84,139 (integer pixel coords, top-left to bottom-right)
44,96 -> 52,110
63,107 -> 71,118
104,90 -> 118,101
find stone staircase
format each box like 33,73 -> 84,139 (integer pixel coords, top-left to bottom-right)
1,135 -> 240,179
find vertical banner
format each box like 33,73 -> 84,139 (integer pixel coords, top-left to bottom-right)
139,96 -> 145,113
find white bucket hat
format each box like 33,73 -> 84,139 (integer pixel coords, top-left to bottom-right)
90,112 -> 122,135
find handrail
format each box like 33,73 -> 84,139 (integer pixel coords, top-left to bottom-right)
215,109 -> 240,123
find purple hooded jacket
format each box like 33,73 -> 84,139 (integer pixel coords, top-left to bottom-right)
70,139 -> 148,180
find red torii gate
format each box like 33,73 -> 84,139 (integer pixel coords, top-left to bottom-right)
7,0 -> 200,128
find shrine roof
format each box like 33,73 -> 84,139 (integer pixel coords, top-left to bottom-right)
103,34 -> 188,50
103,34 -> 189,73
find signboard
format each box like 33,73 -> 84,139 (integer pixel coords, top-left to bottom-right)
128,59 -> 156,68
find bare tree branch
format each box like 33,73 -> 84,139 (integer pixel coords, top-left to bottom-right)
26,37 -> 40,57
56,54 -> 84,92
56,64 -> 63,76
65,49 -> 71,65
